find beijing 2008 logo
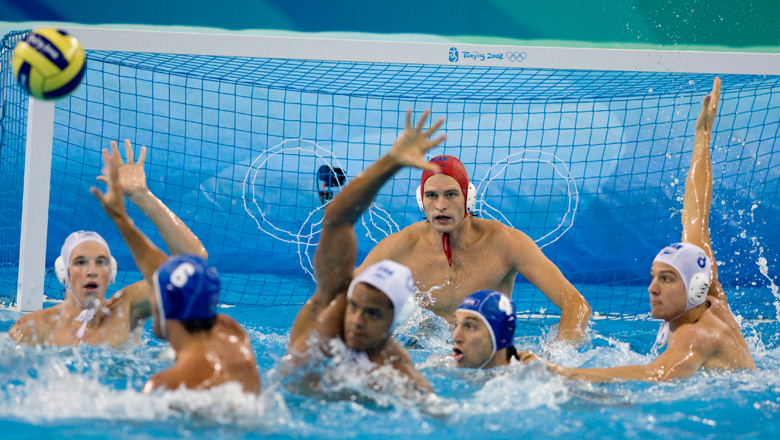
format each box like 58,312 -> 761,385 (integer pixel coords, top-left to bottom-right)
506,51 -> 527,62
449,47 -> 459,63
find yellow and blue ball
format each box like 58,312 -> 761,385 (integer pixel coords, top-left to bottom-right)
11,28 -> 86,100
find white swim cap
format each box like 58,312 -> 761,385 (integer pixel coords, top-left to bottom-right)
653,242 -> 711,309
650,243 -> 712,354
55,231 -> 117,291
347,260 -> 416,330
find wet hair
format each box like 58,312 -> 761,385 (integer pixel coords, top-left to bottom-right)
181,317 -> 217,334
506,345 -> 519,362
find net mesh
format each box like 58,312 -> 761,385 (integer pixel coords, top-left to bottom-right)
2,30 -> 780,318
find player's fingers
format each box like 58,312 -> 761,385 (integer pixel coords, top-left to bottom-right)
701,94 -> 712,110
138,145 -> 147,165
711,77 -> 721,110
415,109 -> 431,132
110,140 -> 121,162
125,139 -> 134,165
89,186 -> 104,202
425,117 -> 445,137
428,134 -> 447,150
421,162 -> 441,174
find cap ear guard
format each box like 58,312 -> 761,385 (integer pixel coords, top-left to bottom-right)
54,256 -> 67,285
416,182 -> 477,213
54,255 -> 118,286
466,182 -> 476,212
687,272 -> 710,308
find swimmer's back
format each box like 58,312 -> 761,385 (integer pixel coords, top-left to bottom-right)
145,314 -> 261,394
199,314 -> 261,393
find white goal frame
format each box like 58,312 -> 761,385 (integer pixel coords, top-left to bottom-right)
16,26 -> 780,311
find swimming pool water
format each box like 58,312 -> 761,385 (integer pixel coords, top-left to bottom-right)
0,304 -> 778,440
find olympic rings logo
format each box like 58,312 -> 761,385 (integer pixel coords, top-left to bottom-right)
506,51 -> 527,62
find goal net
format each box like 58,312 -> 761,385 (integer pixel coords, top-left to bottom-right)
1,28 -> 779,319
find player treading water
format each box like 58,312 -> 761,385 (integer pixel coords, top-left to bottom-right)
519,78 -> 756,381
93,141 -> 260,393
9,140 -> 207,346
452,290 -> 519,369
356,153 -> 591,342
286,110 -> 447,395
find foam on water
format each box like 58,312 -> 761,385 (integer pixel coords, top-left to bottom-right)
0,305 -> 779,439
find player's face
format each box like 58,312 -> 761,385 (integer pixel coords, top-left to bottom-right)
648,262 -> 688,320
68,241 -> 111,304
422,174 -> 466,234
343,283 -> 394,353
452,311 -> 495,369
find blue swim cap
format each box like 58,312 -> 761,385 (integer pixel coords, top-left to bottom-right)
457,290 -> 516,352
153,255 -> 219,330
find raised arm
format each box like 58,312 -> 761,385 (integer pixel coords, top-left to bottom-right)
91,142 -> 168,283
312,110 -> 445,304
100,140 -> 207,259
682,78 -> 720,281
289,111 -> 444,348
508,229 -> 591,342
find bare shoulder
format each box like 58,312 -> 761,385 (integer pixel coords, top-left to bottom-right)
215,314 -> 249,337
670,319 -> 719,354
9,306 -> 60,343
385,339 -> 413,367
375,222 -> 427,254
473,217 -> 535,249
384,340 -> 431,392
144,363 -> 196,392
108,280 -> 151,306
474,217 -> 526,238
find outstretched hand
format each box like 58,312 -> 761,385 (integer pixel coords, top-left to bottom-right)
96,139 -> 149,198
91,140 -> 129,221
390,110 -> 446,173
696,77 -> 721,134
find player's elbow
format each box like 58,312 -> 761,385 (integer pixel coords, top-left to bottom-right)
563,293 -> 592,323
579,299 -> 593,321
644,370 -> 666,382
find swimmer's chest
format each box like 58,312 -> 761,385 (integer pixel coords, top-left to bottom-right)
406,242 -> 514,295
46,308 -> 132,345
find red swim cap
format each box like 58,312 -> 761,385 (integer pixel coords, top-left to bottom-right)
420,155 -> 470,216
